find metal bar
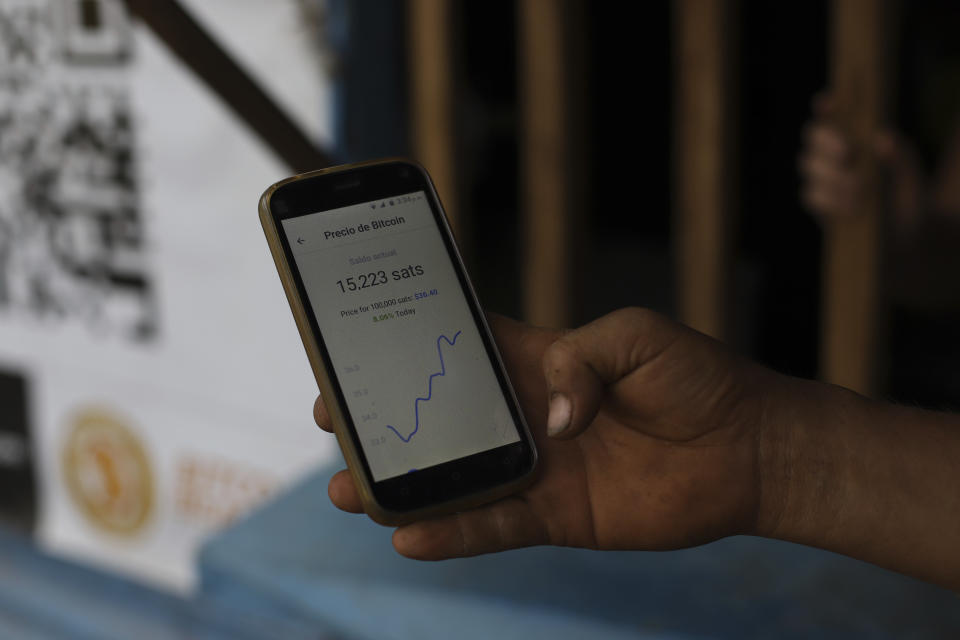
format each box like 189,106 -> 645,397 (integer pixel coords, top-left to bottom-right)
673,0 -> 737,341
408,0 -> 459,237
519,0 -> 573,328
820,0 -> 890,395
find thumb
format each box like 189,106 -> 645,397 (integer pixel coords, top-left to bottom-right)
541,308 -> 679,439
541,333 -> 605,440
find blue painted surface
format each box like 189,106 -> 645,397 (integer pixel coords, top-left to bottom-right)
5,463 -> 959,639
198,466 -> 960,639
0,527 -> 337,640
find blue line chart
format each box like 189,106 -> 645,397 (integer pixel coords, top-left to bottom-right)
385,330 -> 462,443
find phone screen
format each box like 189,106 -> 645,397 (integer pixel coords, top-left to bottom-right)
281,191 -> 522,482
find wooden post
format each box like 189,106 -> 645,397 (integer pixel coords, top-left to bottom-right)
673,0 -> 737,341
821,0 -> 890,395
408,0 -> 460,237
518,0 -> 574,328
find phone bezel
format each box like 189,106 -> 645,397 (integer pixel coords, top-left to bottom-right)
266,160 -> 536,513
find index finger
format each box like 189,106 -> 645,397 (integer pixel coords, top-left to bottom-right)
485,312 -> 561,378
391,496 -> 549,560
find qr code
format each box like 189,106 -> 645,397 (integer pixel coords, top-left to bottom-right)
0,0 -> 156,341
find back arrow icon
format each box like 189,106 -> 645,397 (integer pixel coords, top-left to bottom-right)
297,237 -> 305,244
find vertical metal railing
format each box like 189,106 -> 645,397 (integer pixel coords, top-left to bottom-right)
673,0 -> 738,341
820,0 -> 892,395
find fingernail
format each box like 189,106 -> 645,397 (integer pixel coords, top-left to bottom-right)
547,393 -> 572,437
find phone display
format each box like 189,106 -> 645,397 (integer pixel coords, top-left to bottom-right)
259,160 -> 536,523
281,191 -> 519,481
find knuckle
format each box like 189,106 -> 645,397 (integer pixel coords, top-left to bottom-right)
613,306 -> 652,324
614,306 -> 662,334
543,336 -> 578,373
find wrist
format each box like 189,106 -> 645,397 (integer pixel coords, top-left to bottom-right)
752,375 -> 863,546
753,375 -> 960,589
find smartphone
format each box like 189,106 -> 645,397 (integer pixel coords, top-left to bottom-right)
259,159 -> 538,525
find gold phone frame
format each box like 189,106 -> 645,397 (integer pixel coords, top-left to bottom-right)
258,158 -> 537,525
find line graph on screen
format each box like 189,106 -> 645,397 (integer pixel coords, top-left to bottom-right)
385,330 -> 462,443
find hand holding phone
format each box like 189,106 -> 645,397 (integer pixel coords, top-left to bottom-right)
318,307 -> 781,560
260,159 -> 538,524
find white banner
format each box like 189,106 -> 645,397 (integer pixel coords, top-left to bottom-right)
0,0 -> 336,592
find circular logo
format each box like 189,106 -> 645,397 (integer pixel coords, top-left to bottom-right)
63,408 -> 154,536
